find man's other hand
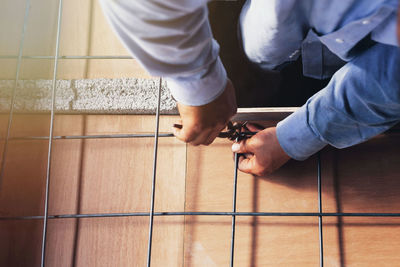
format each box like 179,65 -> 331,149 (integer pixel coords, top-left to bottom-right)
173,80 -> 237,146
231,124 -> 290,176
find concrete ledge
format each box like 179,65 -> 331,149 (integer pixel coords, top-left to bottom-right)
0,78 -> 178,114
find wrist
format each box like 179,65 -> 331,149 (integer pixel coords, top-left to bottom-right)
166,57 -> 228,106
276,105 -> 327,161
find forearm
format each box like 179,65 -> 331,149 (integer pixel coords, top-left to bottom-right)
277,43 -> 400,160
98,0 -> 227,106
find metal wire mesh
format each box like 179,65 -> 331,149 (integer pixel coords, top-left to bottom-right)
39,0 -> 63,265
0,0 -> 31,191
1,1 -> 400,267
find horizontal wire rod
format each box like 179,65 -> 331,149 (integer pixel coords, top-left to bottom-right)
1,127 -> 398,141
4,127 -> 398,141
0,55 -> 132,60
3,211 -> 400,220
6,133 -> 174,140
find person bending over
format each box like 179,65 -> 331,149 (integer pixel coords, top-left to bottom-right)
99,0 -> 400,176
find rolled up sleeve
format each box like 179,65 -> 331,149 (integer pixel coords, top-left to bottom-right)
277,43 -> 400,160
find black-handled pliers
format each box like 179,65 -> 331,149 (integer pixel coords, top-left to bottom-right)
173,121 -> 257,141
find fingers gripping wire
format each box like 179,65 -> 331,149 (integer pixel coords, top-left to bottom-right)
173,121 -> 257,142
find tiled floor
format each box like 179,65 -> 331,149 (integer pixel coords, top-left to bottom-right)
1,114 -> 399,266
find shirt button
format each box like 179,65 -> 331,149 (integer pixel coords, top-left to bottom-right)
362,20 -> 370,25
335,38 -> 344,44
289,49 -> 300,59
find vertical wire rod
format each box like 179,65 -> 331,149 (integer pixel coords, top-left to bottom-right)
40,0 -> 63,266
230,151 -> 240,267
146,78 -> 163,267
0,0 -> 31,191
317,153 -> 324,267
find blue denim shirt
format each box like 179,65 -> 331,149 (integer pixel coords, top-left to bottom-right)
240,0 -> 400,160
100,0 -> 399,160
277,43 -> 400,160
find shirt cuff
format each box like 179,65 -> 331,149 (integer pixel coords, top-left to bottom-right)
165,57 -> 227,106
276,105 -> 327,161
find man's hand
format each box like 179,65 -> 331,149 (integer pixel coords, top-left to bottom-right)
231,124 -> 290,176
173,80 -> 237,146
